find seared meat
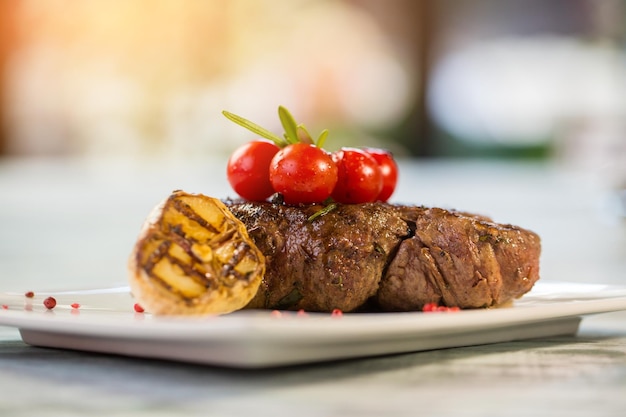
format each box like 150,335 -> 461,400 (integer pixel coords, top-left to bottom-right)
226,201 -> 541,312
376,206 -> 541,311
227,201 -> 409,312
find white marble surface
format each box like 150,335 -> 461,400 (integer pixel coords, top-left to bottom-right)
1,156 -> 625,416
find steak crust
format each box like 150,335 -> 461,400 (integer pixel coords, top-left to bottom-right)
227,201 -> 409,312
376,206 -> 541,311
226,200 -> 541,312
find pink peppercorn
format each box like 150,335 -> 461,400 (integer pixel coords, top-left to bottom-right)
422,303 -> 437,312
331,309 -> 343,317
133,303 -> 145,313
43,297 -> 57,310
71,303 -> 80,309
24,291 -> 34,298
422,303 -> 460,313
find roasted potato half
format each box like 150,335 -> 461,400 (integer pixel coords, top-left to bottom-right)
128,190 -> 265,315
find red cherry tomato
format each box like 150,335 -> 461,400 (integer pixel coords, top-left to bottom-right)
363,148 -> 398,202
227,140 -> 280,201
269,143 -> 338,204
331,148 -> 383,204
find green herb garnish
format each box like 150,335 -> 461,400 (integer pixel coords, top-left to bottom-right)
308,202 -> 338,222
223,106 -> 329,148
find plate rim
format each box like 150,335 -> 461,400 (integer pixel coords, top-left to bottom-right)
2,281 -> 626,367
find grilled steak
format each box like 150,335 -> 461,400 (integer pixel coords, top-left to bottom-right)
226,201 -> 541,312
376,206 -> 541,311
227,201 -> 409,312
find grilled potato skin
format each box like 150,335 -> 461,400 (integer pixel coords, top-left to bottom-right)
128,190 -> 265,315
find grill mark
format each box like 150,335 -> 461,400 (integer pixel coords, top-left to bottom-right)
145,272 -> 174,291
166,221 -> 246,287
172,198 -> 221,234
140,235 -> 213,299
167,228 -> 206,265
209,227 -> 237,247
142,254 -> 212,302
141,235 -> 254,296
143,266 -> 194,303
170,224 -> 189,241
169,228 -> 192,250
220,241 -> 253,285
166,254 -> 215,288
143,240 -> 171,271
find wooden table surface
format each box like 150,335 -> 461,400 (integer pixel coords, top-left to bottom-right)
1,156 -> 625,416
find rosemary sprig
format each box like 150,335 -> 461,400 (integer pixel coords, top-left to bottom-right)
222,110 -> 287,146
223,106 -> 328,148
308,202 -> 338,222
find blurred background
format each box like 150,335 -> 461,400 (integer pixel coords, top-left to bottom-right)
0,0 -> 624,163
0,0 -> 624,290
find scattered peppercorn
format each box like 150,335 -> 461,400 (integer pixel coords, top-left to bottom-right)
133,303 -> 145,313
422,302 -> 437,312
24,291 -> 34,298
422,302 -> 460,313
2,305 -> 8,310
43,297 -> 57,310
270,310 -> 282,318
71,303 -> 81,309
331,308 -> 343,317
296,309 -> 308,317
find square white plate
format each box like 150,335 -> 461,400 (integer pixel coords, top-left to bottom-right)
2,281 -> 626,368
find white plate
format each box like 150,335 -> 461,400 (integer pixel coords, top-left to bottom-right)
2,281 -> 626,368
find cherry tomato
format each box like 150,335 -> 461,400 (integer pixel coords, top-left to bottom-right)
363,148 -> 398,202
227,140 -> 280,201
269,143 -> 338,204
331,148 -> 383,204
